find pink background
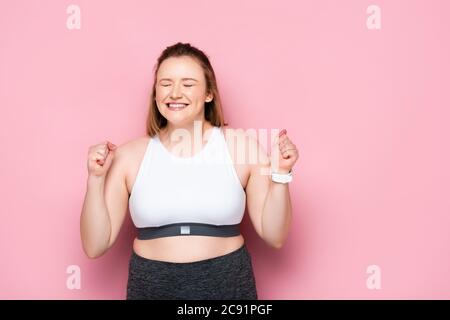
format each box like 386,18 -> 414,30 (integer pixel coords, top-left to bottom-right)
1,0 -> 449,299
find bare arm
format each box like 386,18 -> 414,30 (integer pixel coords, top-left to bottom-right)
80,143 -> 129,258
245,131 -> 296,249
80,176 -> 111,258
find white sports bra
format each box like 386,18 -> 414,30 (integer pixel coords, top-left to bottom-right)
128,126 -> 247,239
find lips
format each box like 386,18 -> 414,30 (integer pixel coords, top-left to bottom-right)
167,103 -> 189,110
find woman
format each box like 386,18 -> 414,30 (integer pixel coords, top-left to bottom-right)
80,42 -> 299,300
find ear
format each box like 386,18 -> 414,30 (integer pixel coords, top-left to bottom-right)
205,92 -> 213,103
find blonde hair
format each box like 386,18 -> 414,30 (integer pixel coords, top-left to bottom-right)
146,42 -> 228,137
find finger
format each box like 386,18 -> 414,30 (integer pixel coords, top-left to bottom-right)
103,149 -> 114,167
280,145 -> 296,153
271,130 -> 282,147
95,147 -> 108,155
279,137 -> 290,148
92,154 -> 105,165
281,149 -> 291,159
272,130 -> 286,147
271,134 -> 280,150
91,154 -> 103,162
280,138 -> 294,149
281,148 -> 297,159
107,141 -> 117,150
96,149 -> 106,157
280,147 -> 294,154
281,146 -> 298,155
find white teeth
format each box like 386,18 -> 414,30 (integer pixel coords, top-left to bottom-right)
168,103 -> 188,108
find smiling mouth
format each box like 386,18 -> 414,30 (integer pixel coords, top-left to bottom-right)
167,103 -> 189,110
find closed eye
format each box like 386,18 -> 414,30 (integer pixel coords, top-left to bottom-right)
160,84 -> 194,87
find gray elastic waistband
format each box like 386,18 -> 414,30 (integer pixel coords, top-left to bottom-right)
136,223 -> 241,240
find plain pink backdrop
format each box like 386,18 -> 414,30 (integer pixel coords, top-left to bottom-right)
1,0 -> 449,299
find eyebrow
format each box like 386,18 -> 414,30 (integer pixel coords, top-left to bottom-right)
159,78 -> 199,82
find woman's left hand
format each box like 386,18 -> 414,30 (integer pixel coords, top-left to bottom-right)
270,129 -> 299,174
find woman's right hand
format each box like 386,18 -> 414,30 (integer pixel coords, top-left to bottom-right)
87,141 -> 117,177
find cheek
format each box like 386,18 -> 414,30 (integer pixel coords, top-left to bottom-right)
188,88 -> 206,101
155,88 -> 167,100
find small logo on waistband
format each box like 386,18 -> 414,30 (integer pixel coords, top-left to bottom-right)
180,226 -> 190,235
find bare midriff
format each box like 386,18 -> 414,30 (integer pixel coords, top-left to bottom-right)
127,126 -> 250,263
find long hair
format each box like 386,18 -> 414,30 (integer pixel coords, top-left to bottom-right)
146,42 -> 228,137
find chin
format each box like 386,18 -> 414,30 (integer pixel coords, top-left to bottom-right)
165,116 -> 193,125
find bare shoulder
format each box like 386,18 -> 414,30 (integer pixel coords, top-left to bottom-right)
116,135 -> 150,157
114,135 -> 152,194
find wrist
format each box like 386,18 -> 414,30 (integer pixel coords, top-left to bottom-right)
88,175 -> 105,186
271,169 -> 291,174
270,170 -> 293,184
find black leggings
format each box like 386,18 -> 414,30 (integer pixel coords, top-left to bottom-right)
126,243 -> 258,300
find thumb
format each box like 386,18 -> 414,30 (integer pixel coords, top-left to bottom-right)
279,129 -> 287,137
107,141 -> 117,150
271,128 -> 287,151
271,133 -> 280,151
103,148 -> 115,168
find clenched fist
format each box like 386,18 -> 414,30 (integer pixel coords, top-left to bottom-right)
87,141 -> 117,177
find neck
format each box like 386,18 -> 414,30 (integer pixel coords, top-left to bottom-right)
161,120 -> 213,145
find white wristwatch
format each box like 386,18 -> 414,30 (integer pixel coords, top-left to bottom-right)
271,170 -> 293,184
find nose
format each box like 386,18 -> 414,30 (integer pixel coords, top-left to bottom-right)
170,83 -> 182,99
